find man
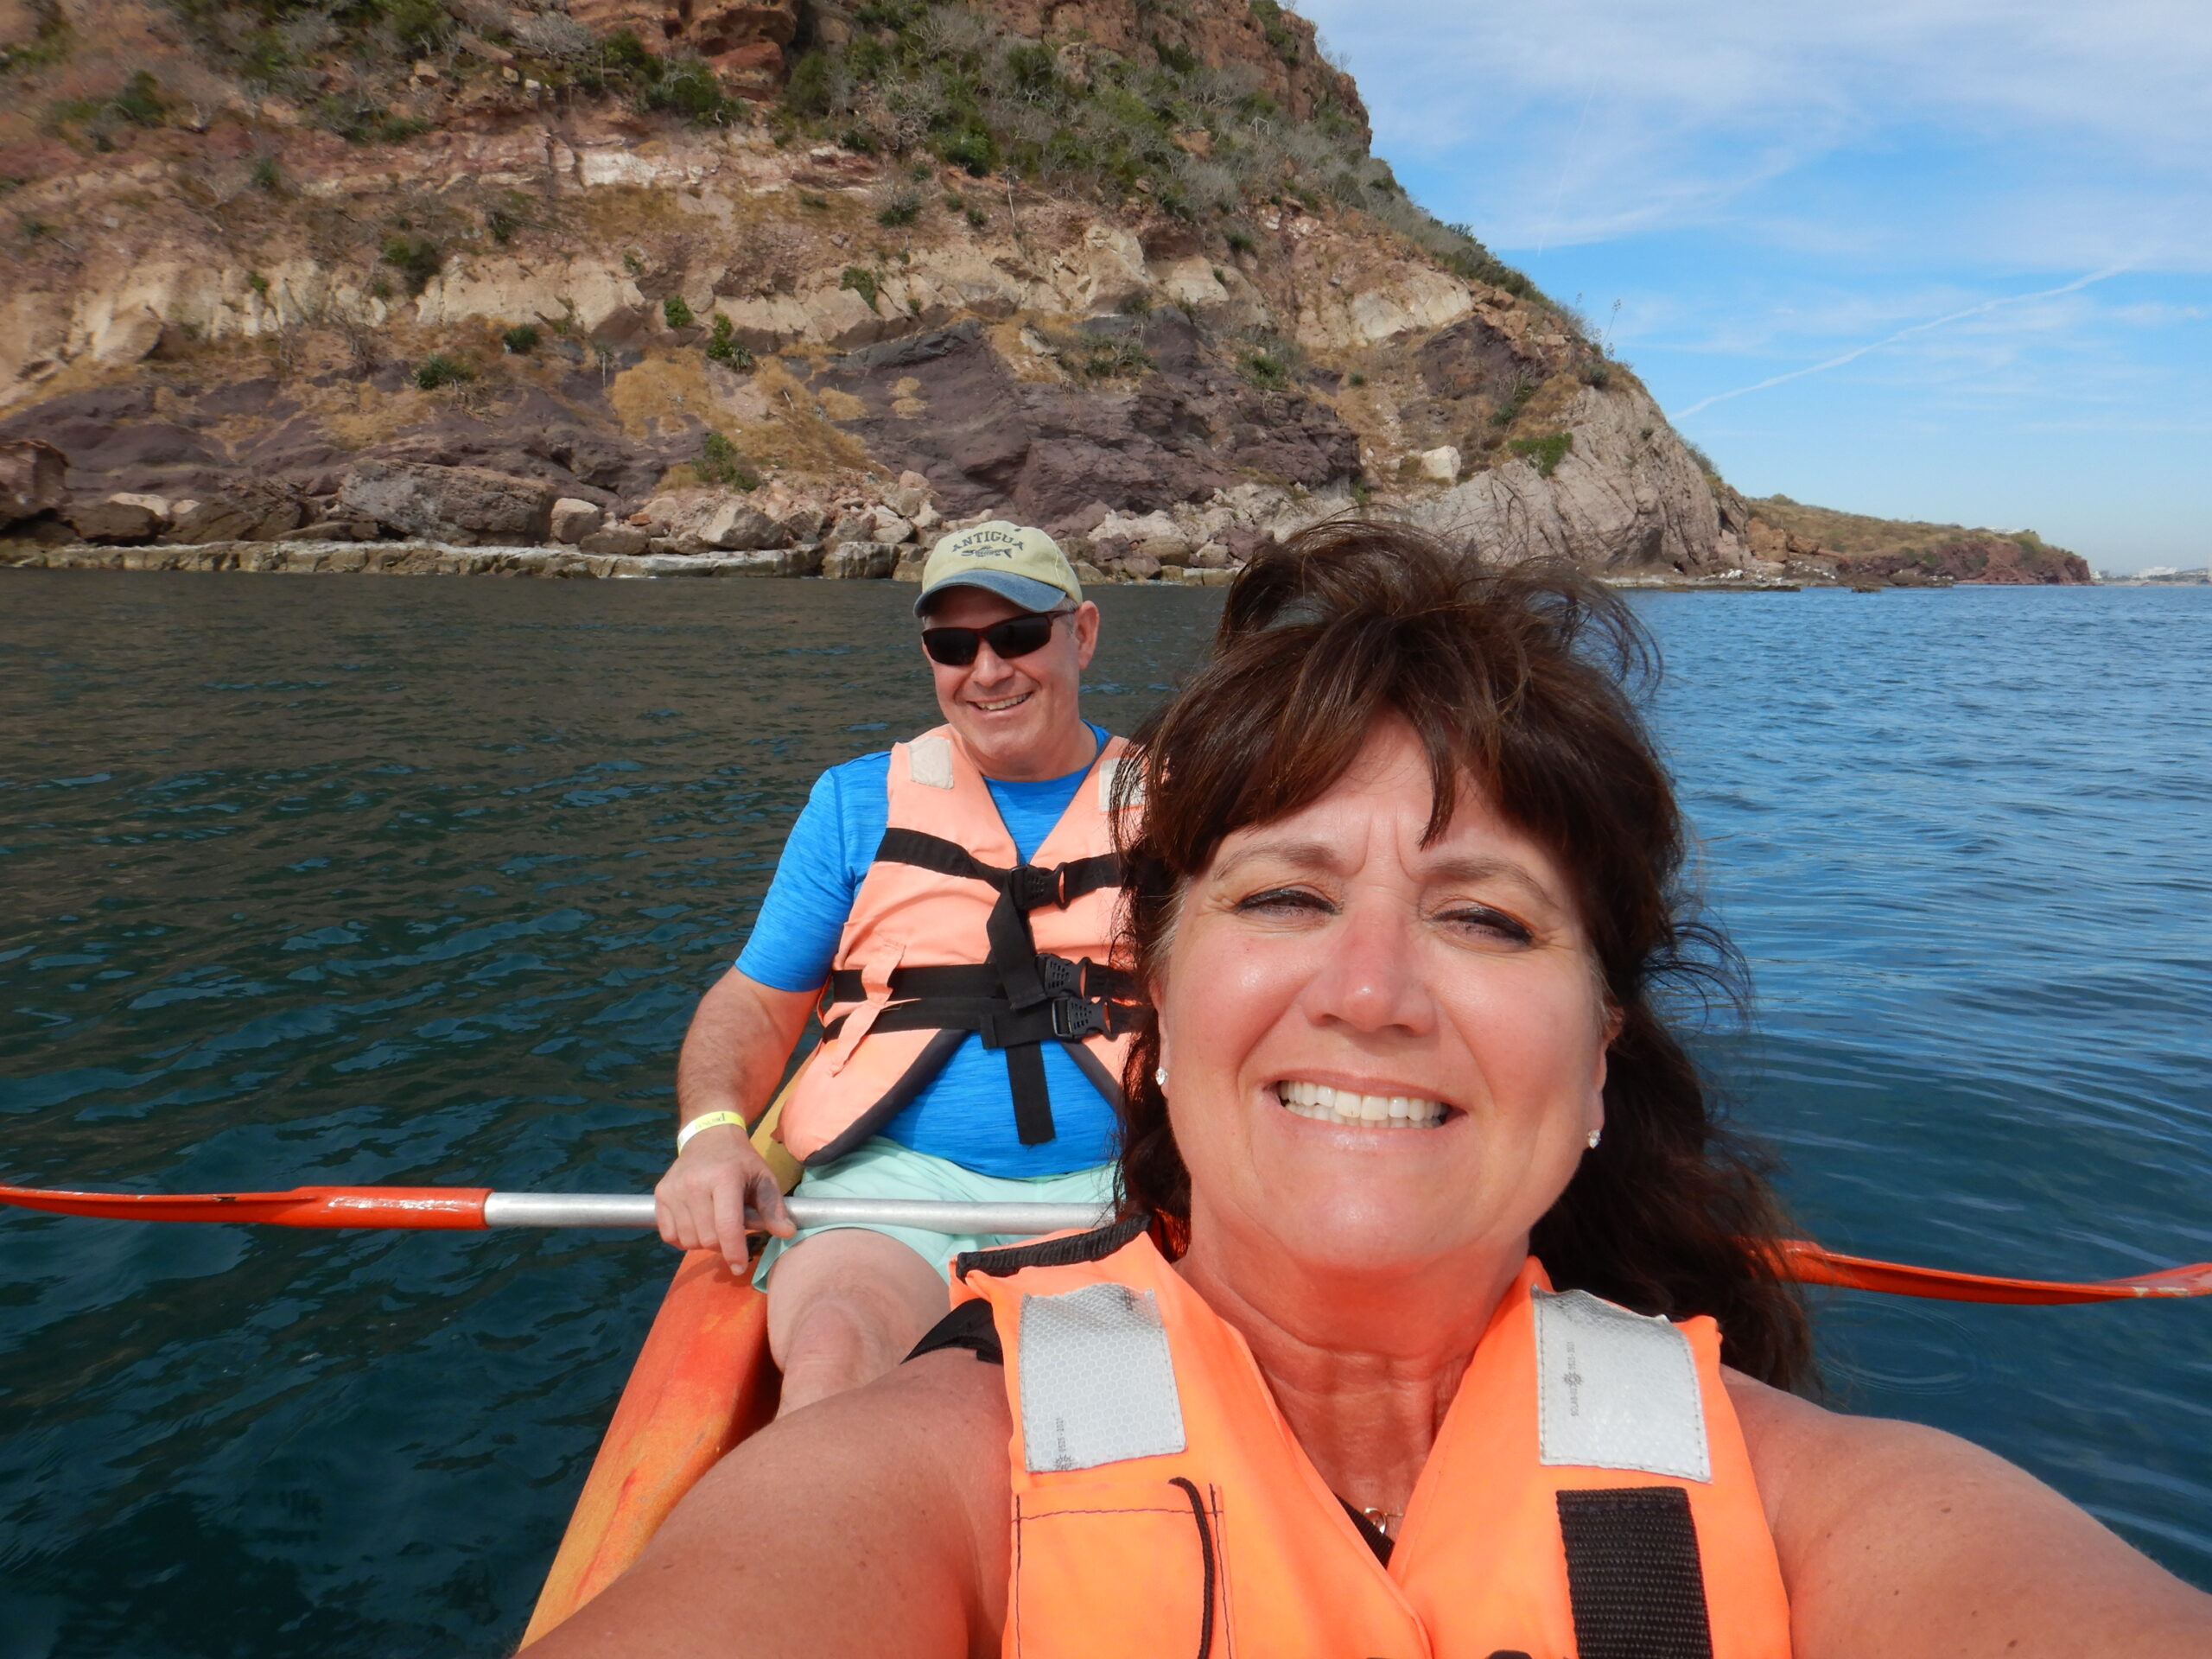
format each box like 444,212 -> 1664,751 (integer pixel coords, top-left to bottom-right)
655,521 -> 1141,1414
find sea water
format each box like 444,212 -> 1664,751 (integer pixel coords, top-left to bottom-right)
0,572 -> 2204,1654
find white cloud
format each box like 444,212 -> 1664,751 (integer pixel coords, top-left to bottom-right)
1300,0 -> 2212,264
1669,265 -> 2127,417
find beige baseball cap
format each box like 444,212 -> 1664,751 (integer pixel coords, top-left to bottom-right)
913,520 -> 1083,616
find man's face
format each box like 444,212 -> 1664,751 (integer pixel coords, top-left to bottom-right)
921,586 -> 1101,781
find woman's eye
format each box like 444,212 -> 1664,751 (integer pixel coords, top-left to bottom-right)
1440,905 -> 1534,944
1233,886 -> 1334,918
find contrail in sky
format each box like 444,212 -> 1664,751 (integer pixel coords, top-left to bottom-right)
1670,265 -> 2130,419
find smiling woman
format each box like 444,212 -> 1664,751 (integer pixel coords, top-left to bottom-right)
1111,522 -> 1811,1383
527,527 -> 2212,1659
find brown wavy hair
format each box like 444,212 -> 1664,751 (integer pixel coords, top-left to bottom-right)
1109,521 -> 1812,1389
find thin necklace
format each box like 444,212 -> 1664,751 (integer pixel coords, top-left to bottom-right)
1359,1505 -> 1403,1539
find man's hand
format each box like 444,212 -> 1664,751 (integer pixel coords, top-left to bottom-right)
663,968 -> 817,1269
656,1122 -> 795,1269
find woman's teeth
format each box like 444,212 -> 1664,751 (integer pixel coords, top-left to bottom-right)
1278,1080 -> 1446,1129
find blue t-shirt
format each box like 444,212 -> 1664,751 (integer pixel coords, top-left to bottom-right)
735,727 -> 1117,1176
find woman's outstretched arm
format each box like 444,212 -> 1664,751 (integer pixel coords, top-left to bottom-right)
524,1351 -> 1013,1659
1730,1372 -> 2212,1658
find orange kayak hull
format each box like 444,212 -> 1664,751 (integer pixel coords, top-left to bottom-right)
520,1250 -> 778,1643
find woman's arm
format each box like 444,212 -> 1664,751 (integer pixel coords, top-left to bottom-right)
1727,1371 -> 2212,1657
524,1352 -> 1013,1659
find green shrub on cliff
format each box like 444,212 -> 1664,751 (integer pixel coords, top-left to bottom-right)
2,0 -> 72,79
315,99 -> 430,145
643,55 -> 741,125
380,234 -> 443,296
1510,432 -> 1573,477
1241,351 -> 1290,391
840,265 -> 882,313
704,315 -> 753,370
697,431 -> 760,491
415,353 -> 474,390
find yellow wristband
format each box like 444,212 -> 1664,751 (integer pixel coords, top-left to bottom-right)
677,1110 -> 750,1153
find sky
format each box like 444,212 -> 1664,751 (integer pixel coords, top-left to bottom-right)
1299,0 -> 2212,572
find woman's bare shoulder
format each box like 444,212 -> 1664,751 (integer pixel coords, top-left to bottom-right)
527,1351 -> 1014,1659
1721,1368 -> 2212,1658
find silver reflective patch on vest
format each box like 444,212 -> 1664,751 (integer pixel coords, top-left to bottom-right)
1096,756 -> 1141,812
907,734 -> 954,791
1533,1287 -> 1711,1482
1018,1283 -> 1186,1473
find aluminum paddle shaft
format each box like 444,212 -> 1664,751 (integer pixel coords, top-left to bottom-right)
8,1182 -> 2212,1302
480,1192 -> 1110,1235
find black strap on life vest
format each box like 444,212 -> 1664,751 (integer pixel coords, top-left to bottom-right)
828,829 -> 1138,1147
1555,1487 -> 1715,1659
953,1214 -> 1149,1281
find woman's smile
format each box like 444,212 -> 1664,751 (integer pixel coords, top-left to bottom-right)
1273,1079 -> 1453,1130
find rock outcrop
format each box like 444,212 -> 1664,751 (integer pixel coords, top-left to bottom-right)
1725,490 -> 2093,585
1,441 -> 67,530
0,0 -> 2048,581
1409,379 -> 1718,573
338,461 -> 558,546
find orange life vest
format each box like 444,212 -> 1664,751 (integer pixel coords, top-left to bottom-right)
953,1220 -> 1792,1659
776,726 -> 1144,1167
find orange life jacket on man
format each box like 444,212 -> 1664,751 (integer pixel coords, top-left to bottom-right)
776,726 -> 1144,1167
949,1219 -> 1793,1659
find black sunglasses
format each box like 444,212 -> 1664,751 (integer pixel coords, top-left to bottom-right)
919,610 -> 1068,668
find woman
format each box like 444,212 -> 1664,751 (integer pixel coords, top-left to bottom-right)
532,525 -> 2212,1657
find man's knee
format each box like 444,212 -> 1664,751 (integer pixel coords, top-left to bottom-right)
764,1230 -> 950,1402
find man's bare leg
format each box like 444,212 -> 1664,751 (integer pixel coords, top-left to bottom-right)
764,1230 -> 951,1417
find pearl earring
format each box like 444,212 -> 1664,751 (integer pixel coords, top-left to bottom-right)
1155,1066 -> 1168,1090
1586,1127 -> 1603,1150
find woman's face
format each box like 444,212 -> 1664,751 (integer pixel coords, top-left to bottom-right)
1157,720 -> 1615,1281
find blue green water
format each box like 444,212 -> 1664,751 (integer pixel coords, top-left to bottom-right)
0,573 -> 2205,1653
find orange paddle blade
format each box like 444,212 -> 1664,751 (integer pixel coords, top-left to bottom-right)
0,1181 -> 491,1229
1774,1239 -> 2212,1303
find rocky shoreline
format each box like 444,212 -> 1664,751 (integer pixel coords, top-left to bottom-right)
7,537 -> 2012,592
0,534 -> 1236,584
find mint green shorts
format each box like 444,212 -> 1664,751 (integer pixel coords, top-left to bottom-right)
752,1136 -> 1118,1287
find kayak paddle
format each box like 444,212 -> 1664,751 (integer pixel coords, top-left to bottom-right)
3,1181 -> 2209,1303
0,1180 -> 1101,1238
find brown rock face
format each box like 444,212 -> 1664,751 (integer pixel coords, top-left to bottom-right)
821,540 -> 896,578
165,487 -> 307,544
807,315 -> 1358,531
1841,537 -> 2093,585
580,524 -> 652,556
981,0 -> 1366,136
0,440 -> 67,529
66,498 -> 162,543
339,461 -> 556,546
569,0 -> 797,87
693,501 -> 790,551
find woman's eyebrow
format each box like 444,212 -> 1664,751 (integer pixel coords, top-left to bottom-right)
1207,840 -> 1342,883
1425,855 -> 1557,906
1209,845 -> 1559,906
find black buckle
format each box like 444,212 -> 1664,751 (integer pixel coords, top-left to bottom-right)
1051,996 -> 1109,1039
1013,862 -> 1061,915
1035,953 -> 1083,996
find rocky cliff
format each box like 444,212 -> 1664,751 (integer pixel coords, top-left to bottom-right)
0,0 -> 1999,582
1715,489 -> 2093,586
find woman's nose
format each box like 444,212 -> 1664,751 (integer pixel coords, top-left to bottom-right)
1300,897 -> 1433,1037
